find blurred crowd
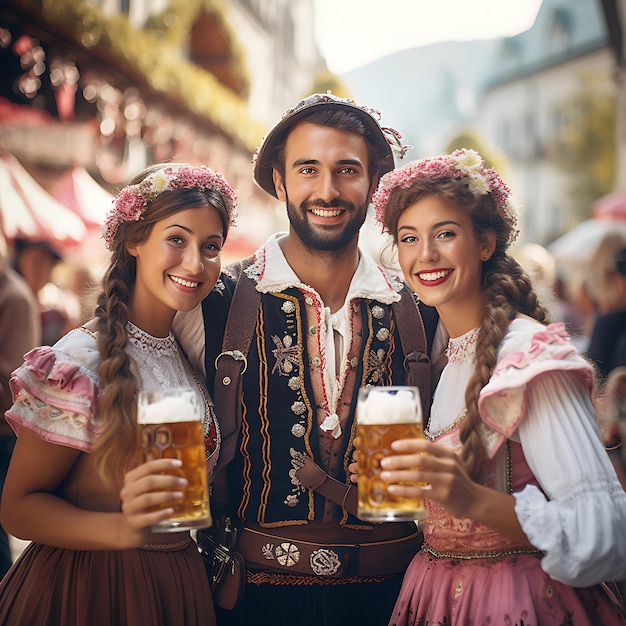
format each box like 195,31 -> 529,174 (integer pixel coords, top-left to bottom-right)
0,233 -> 96,575
514,231 -> 626,487
10,238 -> 96,346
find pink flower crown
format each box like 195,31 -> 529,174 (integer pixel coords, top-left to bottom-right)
372,149 -> 520,244
102,164 -> 238,250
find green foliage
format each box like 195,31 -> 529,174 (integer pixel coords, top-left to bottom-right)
142,0 -> 250,96
546,78 -> 616,220
38,0 -> 263,150
444,128 -> 511,180
310,69 -> 352,100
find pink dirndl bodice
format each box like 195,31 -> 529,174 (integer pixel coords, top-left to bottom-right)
421,426 -> 540,559
390,423 -> 625,626
389,322 -> 625,626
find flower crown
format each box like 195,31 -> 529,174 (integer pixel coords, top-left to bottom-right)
102,164 -> 238,250
372,149 -> 520,244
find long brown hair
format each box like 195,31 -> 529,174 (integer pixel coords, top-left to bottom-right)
381,177 -> 548,480
93,163 -> 232,486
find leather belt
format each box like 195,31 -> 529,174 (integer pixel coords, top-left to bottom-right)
236,526 -> 423,578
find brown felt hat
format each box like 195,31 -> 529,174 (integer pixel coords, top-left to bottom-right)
253,92 -> 408,198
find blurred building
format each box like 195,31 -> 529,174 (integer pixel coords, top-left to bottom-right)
476,0 -> 614,246
0,0 -> 324,261
226,0 -> 322,124
602,0 -> 626,189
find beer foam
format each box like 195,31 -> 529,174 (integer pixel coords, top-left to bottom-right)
137,393 -> 201,424
358,388 -> 420,425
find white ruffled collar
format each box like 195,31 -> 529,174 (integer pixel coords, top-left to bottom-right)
247,233 -> 403,305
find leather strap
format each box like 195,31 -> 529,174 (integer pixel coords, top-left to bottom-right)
392,285 -> 431,419
213,257 -> 259,475
295,455 -> 358,516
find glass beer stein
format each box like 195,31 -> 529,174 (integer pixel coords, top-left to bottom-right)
137,388 -> 211,532
356,385 -> 427,522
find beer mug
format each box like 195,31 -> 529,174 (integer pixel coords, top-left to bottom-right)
356,385 -> 427,522
137,388 -> 211,532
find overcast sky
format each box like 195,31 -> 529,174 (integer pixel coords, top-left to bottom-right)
313,0 -> 543,74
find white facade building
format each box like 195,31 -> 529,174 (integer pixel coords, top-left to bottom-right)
476,0 -> 614,245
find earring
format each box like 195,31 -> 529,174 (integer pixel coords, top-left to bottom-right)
483,255 -> 489,261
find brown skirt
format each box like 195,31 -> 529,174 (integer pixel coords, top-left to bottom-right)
0,535 -> 215,626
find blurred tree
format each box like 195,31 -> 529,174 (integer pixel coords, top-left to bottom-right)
310,67 -> 351,99
547,76 -> 616,221
444,128 -> 511,181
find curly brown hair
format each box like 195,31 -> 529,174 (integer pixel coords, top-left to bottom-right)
93,163 -> 231,486
381,176 -> 548,480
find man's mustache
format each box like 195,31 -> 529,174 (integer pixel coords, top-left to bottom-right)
301,199 -> 354,211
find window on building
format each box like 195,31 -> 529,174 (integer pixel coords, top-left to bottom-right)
549,9 -> 572,53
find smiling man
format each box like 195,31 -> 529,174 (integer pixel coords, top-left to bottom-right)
175,93 -> 442,626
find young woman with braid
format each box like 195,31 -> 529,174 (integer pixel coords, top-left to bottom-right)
362,150 -> 626,625
0,162 -> 237,625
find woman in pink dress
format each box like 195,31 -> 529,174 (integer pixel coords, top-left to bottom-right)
365,150 -> 626,625
0,163 -> 237,625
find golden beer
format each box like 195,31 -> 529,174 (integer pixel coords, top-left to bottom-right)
356,386 -> 427,522
137,388 -> 211,532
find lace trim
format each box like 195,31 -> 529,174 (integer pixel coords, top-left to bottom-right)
141,536 -> 193,551
422,541 -> 543,561
125,322 -> 189,389
126,321 -> 177,354
246,571 -> 390,586
447,327 -> 479,363
425,408 -> 467,440
79,326 -> 97,340
244,247 -> 265,284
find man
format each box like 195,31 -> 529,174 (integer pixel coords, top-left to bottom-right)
0,232 -> 40,576
11,238 -> 68,345
176,93 -> 442,625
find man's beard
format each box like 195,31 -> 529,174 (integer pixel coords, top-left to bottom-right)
285,194 -> 368,251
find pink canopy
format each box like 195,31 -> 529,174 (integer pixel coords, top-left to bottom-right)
48,165 -> 114,231
0,152 -> 87,247
591,190 -> 626,221
549,189 -> 626,268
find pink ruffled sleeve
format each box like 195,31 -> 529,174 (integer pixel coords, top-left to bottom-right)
5,333 -> 103,453
477,321 -> 595,459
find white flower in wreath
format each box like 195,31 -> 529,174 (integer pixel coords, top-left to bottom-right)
455,149 -> 482,173
467,173 -> 490,196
